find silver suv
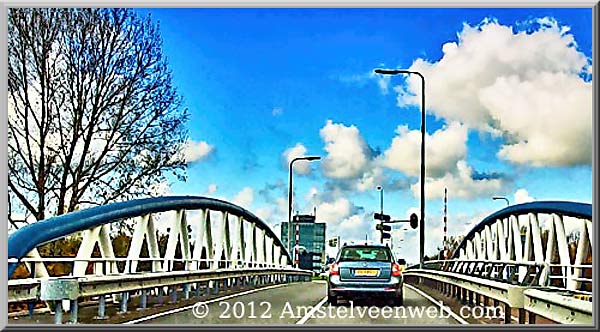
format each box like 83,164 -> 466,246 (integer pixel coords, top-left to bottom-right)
327,244 -> 403,305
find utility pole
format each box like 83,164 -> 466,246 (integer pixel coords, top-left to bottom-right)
443,188 -> 448,259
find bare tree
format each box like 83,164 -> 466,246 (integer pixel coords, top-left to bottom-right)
8,8 -> 189,223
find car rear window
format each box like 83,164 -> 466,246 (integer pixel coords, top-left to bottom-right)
338,247 -> 391,262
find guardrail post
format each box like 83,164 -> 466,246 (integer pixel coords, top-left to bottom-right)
95,295 -> 107,320
213,280 -> 220,295
157,287 -> 164,306
54,301 -> 63,324
184,284 -> 190,300
504,303 -> 511,324
140,289 -> 147,310
170,286 -> 177,303
69,300 -> 78,324
120,292 -> 129,313
28,302 -> 35,319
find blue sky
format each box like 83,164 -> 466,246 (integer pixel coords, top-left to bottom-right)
138,8 -> 593,262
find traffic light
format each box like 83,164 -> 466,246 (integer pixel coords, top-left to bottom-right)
410,213 -> 418,229
328,238 -> 338,247
376,224 -> 391,232
374,212 -> 391,222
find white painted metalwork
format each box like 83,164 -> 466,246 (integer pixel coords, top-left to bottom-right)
453,211 -> 592,291
15,207 -> 292,281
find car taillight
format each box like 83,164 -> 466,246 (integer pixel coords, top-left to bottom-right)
391,262 -> 402,277
330,262 -> 339,276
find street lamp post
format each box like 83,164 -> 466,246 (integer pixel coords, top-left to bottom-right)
376,185 -> 384,244
288,156 -> 321,267
374,68 -> 426,269
492,196 -> 510,206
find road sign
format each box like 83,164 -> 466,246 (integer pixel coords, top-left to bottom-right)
376,224 -> 392,231
374,213 -> 391,222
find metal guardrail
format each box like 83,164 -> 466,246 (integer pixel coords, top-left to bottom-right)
404,269 -> 593,324
524,288 -> 592,324
10,267 -> 313,324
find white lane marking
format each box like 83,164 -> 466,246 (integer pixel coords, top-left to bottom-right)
123,283 -> 288,324
295,296 -> 328,325
404,284 -> 469,325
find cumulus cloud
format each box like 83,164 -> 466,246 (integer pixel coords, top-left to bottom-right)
481,72 -> 592,166
412,160 -> 506,200
383,122 -> 468,177
316,197 -> 354,223
283,143 -> 313,175
394,17 -> 592,167
514,188 -> 535,204
184,140 -> 214,163
320,120 -> 371,179
232,187 -> 254,209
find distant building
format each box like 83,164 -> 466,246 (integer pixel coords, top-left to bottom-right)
280,214 -> 326,272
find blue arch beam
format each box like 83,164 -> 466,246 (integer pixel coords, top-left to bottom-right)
8,196 -> 291,277
452,201 -> 592,259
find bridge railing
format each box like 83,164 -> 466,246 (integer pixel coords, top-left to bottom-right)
403,201 -> 593,325
7,196 -> 315,324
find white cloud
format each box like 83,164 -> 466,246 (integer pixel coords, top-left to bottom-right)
207,184 -> 218,194
232,187 -> 254,209
337,71 -> 390,95
316,197 -> 353,223
369,71 -> 391,95
481,72 -> 592,166
283,143 -> 312,175
354,165 -> 386,192
272,107 -> 283,116
255,206 -> 274,222
304,187 -> 320,206
412,160 -> 505,200
396,17 -> 591,167
320,120 -> 371,179
514,188 -> 535,204
184,140 -> 214,163
383,122 -> 468,177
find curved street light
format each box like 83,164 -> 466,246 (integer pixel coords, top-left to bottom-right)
374,68 -> 426,269
492,196 -> 510,206
288,156 -> 321,267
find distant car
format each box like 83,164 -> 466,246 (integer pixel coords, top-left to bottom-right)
327,244 -> 403,306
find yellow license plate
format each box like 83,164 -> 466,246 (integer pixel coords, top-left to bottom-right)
354,269 -> 378,276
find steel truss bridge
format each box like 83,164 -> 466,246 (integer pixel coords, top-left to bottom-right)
7,197 -> 592,325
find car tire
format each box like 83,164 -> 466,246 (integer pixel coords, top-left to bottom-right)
393,290 -> 403,306
328,294 -> 338,306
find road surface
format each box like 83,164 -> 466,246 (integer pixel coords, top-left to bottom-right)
129,281 -> 462,325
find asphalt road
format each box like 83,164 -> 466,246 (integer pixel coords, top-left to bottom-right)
131,281 -> 462,325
